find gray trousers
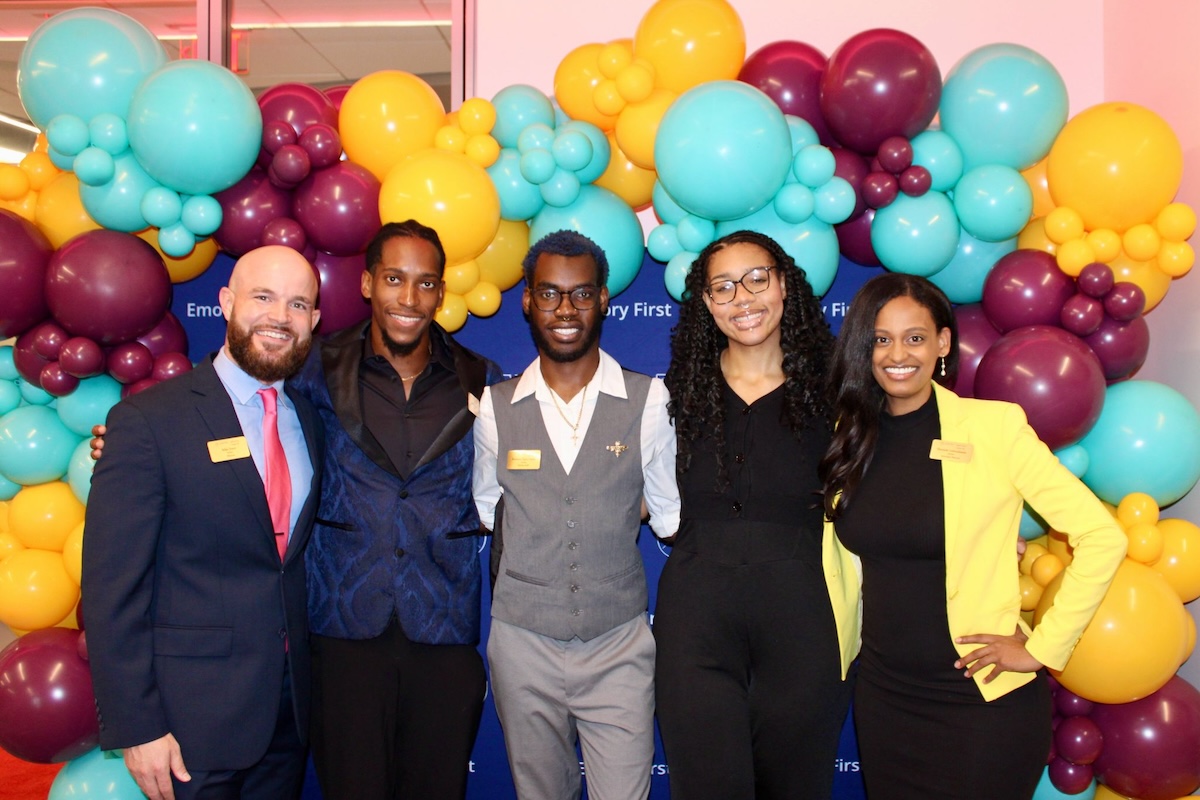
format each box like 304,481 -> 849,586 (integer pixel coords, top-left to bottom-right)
487,614 -> 655,800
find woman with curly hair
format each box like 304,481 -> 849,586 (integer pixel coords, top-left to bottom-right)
655,230 -> 859,799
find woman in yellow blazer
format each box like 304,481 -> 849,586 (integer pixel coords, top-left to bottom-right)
818,273 -> 1126,799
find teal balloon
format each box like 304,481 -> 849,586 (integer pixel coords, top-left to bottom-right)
1055,443 -> 1090,477
56,374 -> 122,437
676,215 -> 716,253
539,168 -> 581,208
89,112 -> 129,156
128,60 -> 262,196
813,177 -> 855,225
487,148 -> 544,221
48,147 -> 74,172
1078,380 -> 1200,506
158,223 -> 197,258
793,145 -> 836,187
491,85 -> 556,149
953,165 -> 1033,243
67,439 -> 95,504
530,185 -> 644,297
0,472 -> 19,501
19,379 -> 54,406
664,251 -> 696,302
141,186 -> 183,229
647,224 -> 683,264
652,181 -> 688,225
551,130 -> 593,173
716,204 -> 840,296
774,183 -> 815,224
940,43 -> 1068,172
49,747 -> 143,799
1032,766 -> 1096,800
655,81 -> 792,221
785,116 -> 821,153
911,129 -> 964,192
558,120 -> 610,185
871,191 -> 961,276
181,195 -> 222,237
0,405 -> 82,485
519,148 -> 555,185
17,8 -> 167,129
79,150 -> 158,232
516,123 -> 555,154
1019,504 -> 1048,539
73,147 -> 116,187
0,381 -> 20,416
46,115 -> 89,157
0,348 -> 17,381
928,230 -> 1016,303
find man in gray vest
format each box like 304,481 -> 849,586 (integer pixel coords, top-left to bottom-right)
473,230 -> 679,800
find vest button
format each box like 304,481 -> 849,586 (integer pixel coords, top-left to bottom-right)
571,609 -> 581,616
566,496 -> 576,504
568,541 -> 579,550
395,548 -> 406,558
570,584 -> 580,592
567,520 -> 577,528
570,563 -> 579,571
399,490 -> 409,499
732,501 -> 742,513
734,453 -> 745,464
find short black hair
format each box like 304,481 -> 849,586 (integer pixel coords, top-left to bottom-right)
522,230 -> 609,288
365,220 -> 447,276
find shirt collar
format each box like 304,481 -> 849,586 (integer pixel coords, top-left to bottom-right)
213,347 -> 291,409
510,349 -> 627,404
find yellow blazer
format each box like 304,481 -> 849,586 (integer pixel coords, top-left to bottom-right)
821,382 -> 1127,700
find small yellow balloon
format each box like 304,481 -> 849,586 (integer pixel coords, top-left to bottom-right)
476,218 -> 530,291
0,548 -> 80,631
0,164 -> 31,200
35,172 -> 102,248
1030,553 -> 1065,587
1085,228 -> 1122,263
617,62 -> 656,105
1155,202 -> 1197,241
1122,223 -> 1161,262
1019,541 -> 1050,576
615,88 -> 677,170
1044,206 -> 1085,244
554,42 -> 620,131
458,98 -> 497,137
465,281 -> 502,317
1109,251 -> 1172,312
598,41 -> 634,79
1020,158 -> 1054,219
62,522 -> 83,586
1157,240 -> 1194,278
1055,238 -> 1094,276
1153,518 -> 1200,603
1124,521 -> 1164,566
21,151 -> 60,192
0,532 -> 24,562
1117,492 -> 1160,529
1017,217 -> 1057,254
339,70 -> 447,181
444,260 -> 481,295
435,291 -> 469,332
435,125 -> 468,154
633,0 -> 747,94
594,79 -> 626,117
1045,530 -> 1074,568
1019,573 -> 1044,612
136,229 -> 219,283
9,482 -> 85,552
595,131 -> 657,210
0,193 -> 37,223
465,134 -> 501,169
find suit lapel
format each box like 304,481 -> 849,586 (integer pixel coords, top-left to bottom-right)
412,330 -> 488,471
283,383 -> 322,564
933,383 -> 967,565
320,322 -> 398,476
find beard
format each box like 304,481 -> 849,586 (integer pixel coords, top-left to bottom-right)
530,317 -> 603,364
226,319 -> 312,383
378,324 -> 425,358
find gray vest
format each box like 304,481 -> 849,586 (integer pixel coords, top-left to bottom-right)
490,370 -> 651,641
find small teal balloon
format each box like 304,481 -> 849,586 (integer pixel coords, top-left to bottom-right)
486,148 -> 544,221
49,746 -> 143,799
1031,765 -> 1096,800
716,204 -> 840,296
551,130 -> 593,173
48,147 -> 74,171
19,379 -> 54,406
911,130 -> 964,193
46,114 -> 89,157
1055,443 -> 1090,478
127,60 -> 262,196
813,177 -> 855,225
519,148 -> 556,185
17,7 -> 167,129
0,472 -> 19,501
1019,504 -> 1048,539
664,251 -> 696,302
56,374 -> 122,437
655,80 -> 792,221
652,181 -> 688,225
79,150 -> 159,232
953,165 -> 1033,243
793,145 -> 836,187
871,191 -> 961,276
647,224 -> 683,264
0,348 -> 17,382
774,183 -> 815,224
158,223 -> 197,258
539,168 -> 582,208
0,404 -> 82,485
558,120 -> 610,185
73,147 -> 116,187
141,186 -> 183,229
67,438 -> 95,504
530,184 -> 644,297
516,123 -> 555,154
491,85 -> 556,149
88,112 -> 129,155
1079,380 -> 1200,506
181,195 -> 222,237
0,381 -> 20,416
676,215 -> 716,253
928,230 -> 1016,303
785,115 -> 821,153
940,43 -> 1068,172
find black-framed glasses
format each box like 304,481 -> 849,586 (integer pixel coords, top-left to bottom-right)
529,285 -> 601,312
705,267 -> 774,305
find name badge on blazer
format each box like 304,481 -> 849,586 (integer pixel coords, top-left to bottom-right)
930,439 -> 973,463
208,436 -> 251,463
507,449 -> 541,470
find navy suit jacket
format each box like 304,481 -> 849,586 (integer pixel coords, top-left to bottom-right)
82,358 -> 323,771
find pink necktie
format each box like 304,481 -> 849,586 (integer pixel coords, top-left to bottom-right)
258,388 -> 291,561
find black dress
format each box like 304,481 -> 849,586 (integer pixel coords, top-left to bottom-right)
834,394 -> 1050,799
654,381 -> 852,799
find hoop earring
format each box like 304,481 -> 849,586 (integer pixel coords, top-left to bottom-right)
939,356 -> 946,378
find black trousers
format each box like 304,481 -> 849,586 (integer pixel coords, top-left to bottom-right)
310,620 -> 486,800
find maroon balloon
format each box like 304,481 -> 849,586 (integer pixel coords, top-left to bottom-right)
0,210 -> 52,338
122,377 -> 159,397
1076,262 -> 1115,298
269,143 -> 312,188
261,119 -> 297,156
261,217 -> 309,253
293,161 -> 381,257
876,136 -> 914,173
1059,294 -> 1104,337
257,82 -> 339,137
14,324 -> 55,386
39,362 -> 79,397
32,320 -> 68,359
899,165 -> 932,197
974,325 -> 1106,450
1084,315 -> 1150,382
1093,676 -> 1200,800
299,124 -> 343,170
136,312 -> 189,359
1054,687 -> 1095,718
981,249 -> 1075,333
819,29 -> 942,154
0,628 -> 97,763
835,210 -> 881,267
1048,757 -> 1094,795
214,167 -> 295,257
45,230 -> 172,345
832,148 -> 869,220
324,84 -> 352,111
1054,716 -> 1104,766
107,341 -> 154,384
738,40 -> 834,146
1103,282 -> 1146,322
313,250 -> 370,334
151,351 -> 194,382
76,630 -> 88,660
58,336 -> 105,378
862,171 -> 899,209
952,303 -> 1002,398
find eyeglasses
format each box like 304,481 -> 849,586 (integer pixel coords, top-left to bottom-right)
529,285 -> 601,312
705,267 -> 774,305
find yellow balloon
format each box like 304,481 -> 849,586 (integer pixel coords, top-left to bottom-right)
1047,102 -> 1184,232
0,531 -> 24,562
465,134 -> 501,169
554,42 -> 620,131
1031,553 -> 1065,587
9,482 -> 85,552
444,259 -> 481,295
136,229 -> 219,283
62,522 -> 83,586
1017,217 -> 1057,255
595,131 -> 657,210
1044,206 -> 1085,245
435,291 -> 468,332
633,0 -> 747,94
1122,223 -> 1161,262
1124,521 -> 1164,566
0,164 -> 30,200
1117,491 -> 1160,528
615,88 -> 677,170
0,548 -> 80,631
339,70 -> 447,181
1019,573 -> 1044,612
1109,252 -> 1171,312
1019,541 -> 1050,576
1020,157 -> 1054,219
35,172 -> 102,248
598,41 -> 635,79
617,62 -> 656,105
1156,202 -> 1197,241
1085,228 -> 1122,263
1036,559 -> 1186,704
594,79 -> 627,117
1181,607 -> 1197,666
21,151 -> 60,192
1153,518 -> 1200,603
379,149 -> 500,265
1055,238 -> 1094,277
1094,787 -> 1134,800
465,281 -> 502,317
435,125 -> 468,154
476,218 -> 530,291
1157,240 -> 1194,278
0,193 -> 37,223
1045,529 -> 1074,568
458,98 -> 497,137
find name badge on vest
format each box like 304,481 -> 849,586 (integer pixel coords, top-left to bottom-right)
209,436 -> 251,463
507,449 -> 542,470
930,439 -> 973,463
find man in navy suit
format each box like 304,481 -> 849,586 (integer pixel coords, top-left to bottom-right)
83,245 -> 324,800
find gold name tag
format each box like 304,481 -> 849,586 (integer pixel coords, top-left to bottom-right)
930,439 -> 973,463
507,449 -> 542,470
208,436 -> 251,463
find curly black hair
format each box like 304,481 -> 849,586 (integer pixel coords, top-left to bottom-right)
666,230 -> 833,487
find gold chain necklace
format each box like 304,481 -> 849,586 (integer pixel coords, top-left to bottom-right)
549,384 -> 587,445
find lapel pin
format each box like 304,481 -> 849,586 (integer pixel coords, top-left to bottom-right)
606,441 -> 628,457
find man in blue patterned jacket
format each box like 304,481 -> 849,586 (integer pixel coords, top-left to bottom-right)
290,220 -> 502,800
